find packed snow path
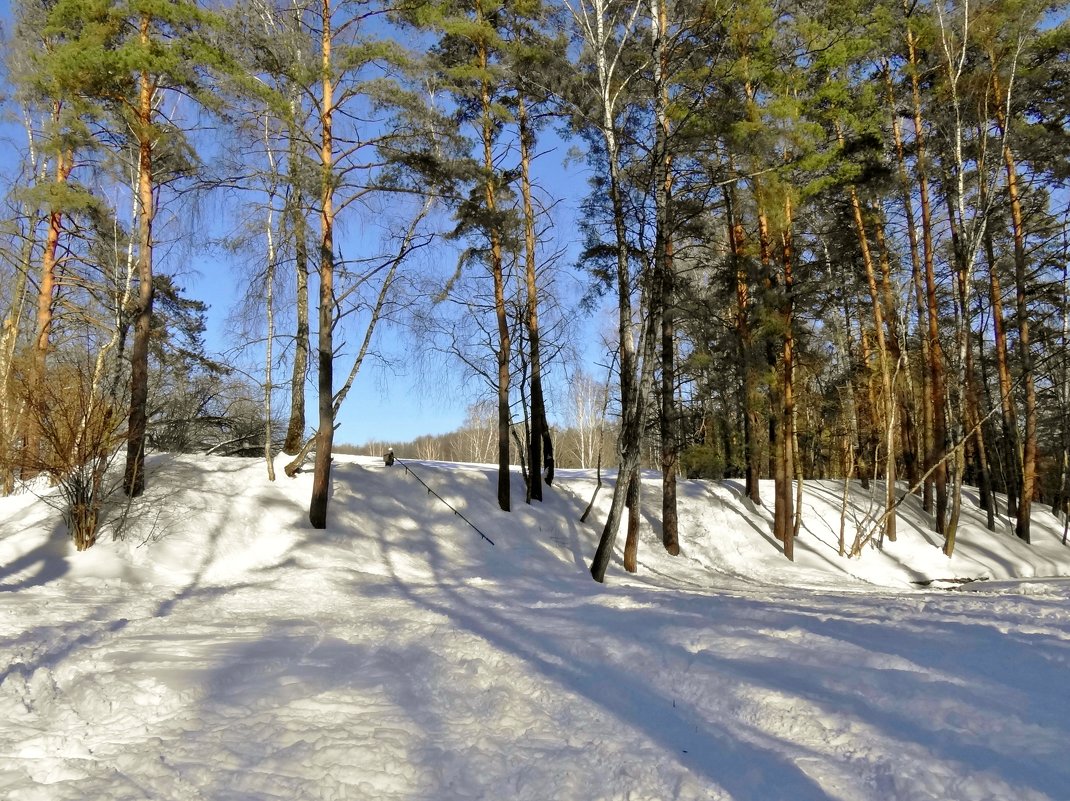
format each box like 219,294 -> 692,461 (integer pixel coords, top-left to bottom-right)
1,455 -> 1068,800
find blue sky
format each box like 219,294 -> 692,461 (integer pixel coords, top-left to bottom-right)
187,127 -> 593,447
0,4 -> 596,447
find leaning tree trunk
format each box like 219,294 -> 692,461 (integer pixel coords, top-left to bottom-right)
590,112 -> 637,578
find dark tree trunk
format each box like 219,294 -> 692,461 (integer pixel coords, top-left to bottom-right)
906,14 -> 948,534
124,38 -> 156,498
775,197 -> 796,560
518,95 -> 549,502
283,179 -> 309,455
590,128 -> 638,582
623,468 -> 640,572
309,0 -> 335,529
726,187 -> 760,503
885,61 -> 932,511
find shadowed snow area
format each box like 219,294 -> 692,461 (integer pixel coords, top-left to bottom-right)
1,453 -> 1068,800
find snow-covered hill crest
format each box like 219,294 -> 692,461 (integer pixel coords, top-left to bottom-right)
1,455 -> 1068,800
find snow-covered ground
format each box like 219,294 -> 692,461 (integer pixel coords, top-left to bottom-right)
1,453 -> 1068,800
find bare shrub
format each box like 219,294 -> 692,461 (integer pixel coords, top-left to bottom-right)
23,356 -> 127,551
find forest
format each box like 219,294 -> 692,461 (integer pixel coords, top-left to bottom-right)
0,0 -> 1067,582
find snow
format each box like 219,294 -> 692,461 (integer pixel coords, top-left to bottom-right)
1,453 -> 1069,800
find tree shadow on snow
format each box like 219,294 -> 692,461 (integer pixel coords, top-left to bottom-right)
0,520 -> 71,592
355,518 -> 837,801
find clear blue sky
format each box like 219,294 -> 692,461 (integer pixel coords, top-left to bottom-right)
189,131 -> 592,447
0,0 -> 599,447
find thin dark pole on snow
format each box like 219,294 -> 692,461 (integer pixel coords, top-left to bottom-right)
393,457 -> 495,546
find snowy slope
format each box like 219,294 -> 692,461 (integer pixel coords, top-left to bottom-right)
1,454 -> 1068,800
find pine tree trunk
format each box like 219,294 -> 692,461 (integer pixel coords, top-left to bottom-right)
518,95 -> 548,502
309,0 -> 335,529
885,61 -> 932,511
776,197 -> 795,560
124,30 -> 156,498
847,179 -> 897,544
725,186 -> 759,503
985,221 -> 1020,517
1002,141 -> 1035,544
755,191 -> 778,483
906,18 -> 948,534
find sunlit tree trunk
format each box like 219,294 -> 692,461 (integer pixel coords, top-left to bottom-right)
124,20 -> 157,498
905,12 -> 948,533
886,64 -> 932,511
845,175 -> 896,544
773,194 -> 795,560
309,0 -> 335,528
583,0 -> 646,582
993,112 -> 1035,543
